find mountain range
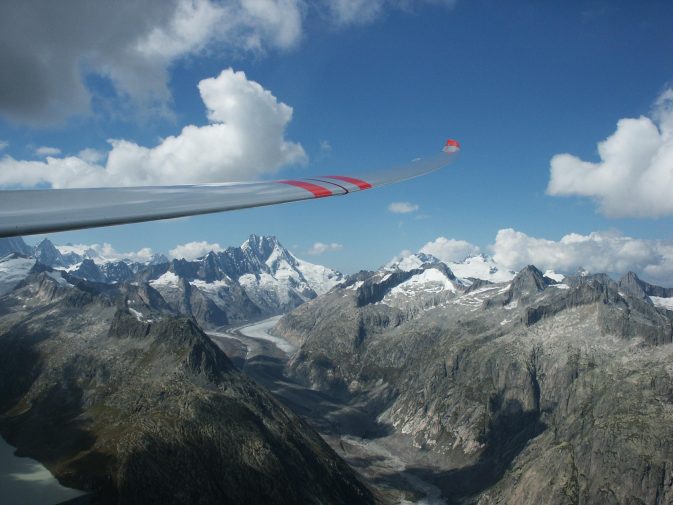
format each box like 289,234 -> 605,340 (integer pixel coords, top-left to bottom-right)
274,254 -> 673,504
0,268 -> 375,504
2,234 -> 673,503
1,234 -> 343,327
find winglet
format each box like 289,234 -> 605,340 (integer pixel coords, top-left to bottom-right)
443,139 -> 461,153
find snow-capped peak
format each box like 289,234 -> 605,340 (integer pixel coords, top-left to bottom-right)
387,250 -> 514,284
449,254 -> 515,283
385,252 -> 442,272
241,234 -> 282,261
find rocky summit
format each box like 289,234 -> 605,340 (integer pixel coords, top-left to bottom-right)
274,260 -> 673,504
0,270 -> 376,504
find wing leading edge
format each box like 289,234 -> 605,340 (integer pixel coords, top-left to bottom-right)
0,139 -> 460,238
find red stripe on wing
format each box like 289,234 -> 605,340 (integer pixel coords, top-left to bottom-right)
279,180 -> 333,198
323,176 -> 373,190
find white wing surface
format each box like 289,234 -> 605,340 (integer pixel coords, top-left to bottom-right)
0,140 -> 460,238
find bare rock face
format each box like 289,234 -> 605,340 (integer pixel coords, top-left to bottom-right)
0,273 -> 377,504
619,271 -> 673,299
0,236 -> 34,257
275,267 -> 673,504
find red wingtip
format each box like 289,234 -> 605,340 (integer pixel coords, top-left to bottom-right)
443,139 -> 461,152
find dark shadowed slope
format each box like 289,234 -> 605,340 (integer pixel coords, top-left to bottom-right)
0,270 -> 378,504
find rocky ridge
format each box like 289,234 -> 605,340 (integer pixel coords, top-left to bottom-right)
0,270 -> 377,504
274,259 -> 673,504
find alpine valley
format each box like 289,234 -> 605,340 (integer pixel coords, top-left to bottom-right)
1,235 -> 672,504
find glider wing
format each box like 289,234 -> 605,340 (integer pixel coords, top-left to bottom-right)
0,139 -> 460,238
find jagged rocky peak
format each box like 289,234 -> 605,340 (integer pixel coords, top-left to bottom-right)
619,271 -> 673,299
34,238 -> 65,267
70,258 -> 106,283
0,236 -> 33,257
101,260 -> 134,283
148,253 -> 169,265
242,234 -> 283,261
168,258 -> 200,279
119,282 -> 174,315
198,251 -> 226,282
509,264 -> 549,299
619,271 -> 649,300
387,251 -> 443,271
352,263 -> 462,309
241,234 -> 299,273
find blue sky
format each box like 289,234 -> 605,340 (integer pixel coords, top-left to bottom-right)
2,0 -> 673,280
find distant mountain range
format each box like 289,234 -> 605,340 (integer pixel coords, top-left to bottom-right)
0,234 -> 343,327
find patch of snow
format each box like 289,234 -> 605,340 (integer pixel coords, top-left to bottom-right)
449,255 -> 515,283
498,284 -> 511,294
239,272 -> 302,309
385,252 -> 441,272
128,307 -> 153,323
0,256 -> 35,295
650,296 -> 673,311
466,285 -> 498,296
190,278 -> 230,295
149,271 -> 180,288
389,254 -> 425,272
63,262 -> 82,272
345,280 -> 364,291
390,269 -> 457,296
544,270 -> 565,282
128,308 -> 144,321
46,271 -> 73,288
553,283 -> 570,290
295,258 -> 342,295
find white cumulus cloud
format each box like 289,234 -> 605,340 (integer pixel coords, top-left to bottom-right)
34,146 -> 61,157
324,0 -> 456,26
420,237 -> 480,262
0,0 -> 459,125
55,242 -> 156,263
169,241 -> 223,260
0,68 -> 306,187
308,242 -> 343,255
388,201 -> 419,214
492,228 -> 673,285
547,88 -> 673,217
0,0 -> 305,124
